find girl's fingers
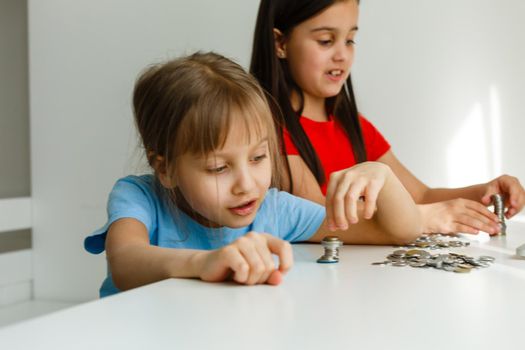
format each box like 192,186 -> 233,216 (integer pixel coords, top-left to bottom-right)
343,178 -> 367,226
453,223 -> 479,235
458,213 -> 498,235
503,193 -> 523,219
454,201 -> 499,233
266,270 -> 283,286
363,179 -> 381,219
265,234 -> 293,274
481,194 -> 492,206
483,175 -> 525,218
509,190 -> 525,217
325,163 -> 391,230
506,207 -> 516,219
466,201 -> 499,222
231,234 -> 293,285
329,173 -> 353,229
253,236 -> 277,284
237,238 -> 268,285
224,247 -> 250,284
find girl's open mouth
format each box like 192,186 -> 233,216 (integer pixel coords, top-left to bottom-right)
229,200 -> 257,216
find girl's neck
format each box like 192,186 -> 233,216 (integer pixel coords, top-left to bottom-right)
173,188 -> 221,228
290,90 -> 328,122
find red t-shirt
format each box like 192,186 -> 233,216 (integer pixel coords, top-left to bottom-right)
283,115 -> 391,194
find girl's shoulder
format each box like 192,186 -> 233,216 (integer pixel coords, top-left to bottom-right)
115,173 -> 156,188
108,174 -> 164,217
111,174 -> 158,198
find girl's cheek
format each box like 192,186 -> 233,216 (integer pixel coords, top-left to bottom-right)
263,167 -> 273,187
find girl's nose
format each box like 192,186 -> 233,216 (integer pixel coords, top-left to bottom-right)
232,167 -> 255,195
333,42 -> 351,62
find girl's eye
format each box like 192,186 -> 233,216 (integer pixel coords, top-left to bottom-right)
346,39 -> 356,46
207,165 -> 227,174
317,39 -> 333,46
253,154 -> 267,162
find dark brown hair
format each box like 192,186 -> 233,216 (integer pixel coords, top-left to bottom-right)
250,0 -> 365,191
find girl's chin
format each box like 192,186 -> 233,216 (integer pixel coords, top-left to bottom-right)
227,217 -> 256,228
320,85 -> 344,98
321,91 -> 343,99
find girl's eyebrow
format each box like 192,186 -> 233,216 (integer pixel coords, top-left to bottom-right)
310,26 -> 358,33
201,138 -> 269,160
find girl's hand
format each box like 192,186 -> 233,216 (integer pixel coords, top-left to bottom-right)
419,199 -> 500,235
197,233 -> 293,286
480,175 -> 525,219
325,162 -> 392,231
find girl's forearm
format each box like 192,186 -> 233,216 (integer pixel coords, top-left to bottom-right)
418,184 -> 485,204
374,170 -> 422,243
108,245 -> 207,291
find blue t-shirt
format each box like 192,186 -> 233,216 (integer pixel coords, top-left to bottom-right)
85,175 -> 325,297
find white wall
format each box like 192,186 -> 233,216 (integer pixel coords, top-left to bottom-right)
354,0 -> 525,189
29,0 -> 525,301
29,0 -> 260,301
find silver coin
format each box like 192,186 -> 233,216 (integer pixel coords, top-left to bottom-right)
393,249 -> 407,256
479,255 -> 495,262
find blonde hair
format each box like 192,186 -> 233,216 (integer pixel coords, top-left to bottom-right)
133,51 -> 283,191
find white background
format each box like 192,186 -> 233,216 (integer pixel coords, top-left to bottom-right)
28,0 -> 525,301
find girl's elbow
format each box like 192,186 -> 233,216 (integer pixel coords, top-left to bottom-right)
107,258 -> 133,291
111,274 -> 127,291
109,267 -> 128,291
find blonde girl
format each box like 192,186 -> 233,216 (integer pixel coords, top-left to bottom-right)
85,52 -> 420,297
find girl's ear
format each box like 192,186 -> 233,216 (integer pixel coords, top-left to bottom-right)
273,28 -> 287,59
153,155 -> 176,189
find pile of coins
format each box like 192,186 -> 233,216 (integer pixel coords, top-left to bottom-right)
372,249 -> 495,273
372,234 -> 495,273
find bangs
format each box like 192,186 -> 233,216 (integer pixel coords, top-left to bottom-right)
174,84 -> 273,157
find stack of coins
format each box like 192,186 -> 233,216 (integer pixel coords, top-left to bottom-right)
372,249 -> 495,273
317,236 -> 343,264
491,194 -> 506,235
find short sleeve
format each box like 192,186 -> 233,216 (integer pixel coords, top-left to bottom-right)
359,115 -> 391,161
261,190 -> 325,242
84,176 -> 156,254
282,128 -> 299,155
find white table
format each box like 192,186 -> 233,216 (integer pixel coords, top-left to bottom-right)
2,222 -> 525,350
